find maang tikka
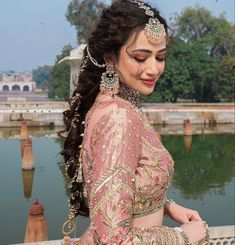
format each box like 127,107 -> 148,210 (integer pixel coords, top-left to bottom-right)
87,47 -> 119,96
130,0 -> 166,44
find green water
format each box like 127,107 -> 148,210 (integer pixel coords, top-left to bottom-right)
0,128 -> 234,244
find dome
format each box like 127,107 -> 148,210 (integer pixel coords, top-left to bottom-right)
29,199 -> 44,216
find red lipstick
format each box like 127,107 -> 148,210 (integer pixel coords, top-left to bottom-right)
141,79 -> 156,85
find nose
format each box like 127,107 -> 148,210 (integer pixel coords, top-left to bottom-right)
145,58 -> 163,77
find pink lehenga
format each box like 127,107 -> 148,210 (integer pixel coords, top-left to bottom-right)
71,93 -> 181,244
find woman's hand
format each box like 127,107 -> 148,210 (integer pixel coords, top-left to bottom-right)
180,221 -> 208,243
165,202 -> 202,224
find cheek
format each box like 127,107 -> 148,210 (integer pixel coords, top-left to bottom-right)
159,63 -> 165,74
126,58 -> 143,77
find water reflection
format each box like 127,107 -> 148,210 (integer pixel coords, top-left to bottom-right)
162,134 -> 235,199
58,162 -> 70,197
184,135 -> 193,151
56,132 -> 235,201
22,170 -> 35,199
0,123 -> 234,140
153,124 -> 235,135
0,126 -> 60,139
0,127 -> 234,244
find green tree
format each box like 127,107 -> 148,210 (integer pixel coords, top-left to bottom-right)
49,44 -> 73,100
66,0 -> 106,43
172,6 -> 235,59
154,37 -> 193,102
145,38 -> 218,103
158,6 -> 234,102
32,65 -> 52,91
216,56 -> 235,102
187,42 -> 218,102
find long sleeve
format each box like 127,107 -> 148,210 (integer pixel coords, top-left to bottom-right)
86,106 -> 180,244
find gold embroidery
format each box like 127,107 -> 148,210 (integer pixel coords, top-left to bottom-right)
90,164 -> 135,199
90,182 -> 134,218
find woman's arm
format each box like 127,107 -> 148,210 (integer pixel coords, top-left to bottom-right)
164,200 -> 202,224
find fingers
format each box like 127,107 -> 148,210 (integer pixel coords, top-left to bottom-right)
187,211 -> 202,221
180,216 -> 191,224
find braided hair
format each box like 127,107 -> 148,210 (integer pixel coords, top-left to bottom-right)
61,0 -> 168,217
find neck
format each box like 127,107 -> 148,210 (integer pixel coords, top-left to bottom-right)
117,82 -> 142,108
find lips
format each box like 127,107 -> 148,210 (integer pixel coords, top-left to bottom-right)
140,78 -> 156,85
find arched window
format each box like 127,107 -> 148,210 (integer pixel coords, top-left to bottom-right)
3,85 -> 9,91
12,85 -> 20,91
23,85 -> 30,91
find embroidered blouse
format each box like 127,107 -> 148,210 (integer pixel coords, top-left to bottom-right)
78,95 -> 177,244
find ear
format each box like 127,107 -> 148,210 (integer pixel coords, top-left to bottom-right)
103,53 -> 115,65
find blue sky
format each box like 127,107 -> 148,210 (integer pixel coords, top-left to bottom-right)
0,0 -> 234,72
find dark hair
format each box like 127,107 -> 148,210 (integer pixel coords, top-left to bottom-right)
61,0 -> 168,217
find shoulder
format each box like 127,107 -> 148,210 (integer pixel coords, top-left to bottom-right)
87,97 -> 141,129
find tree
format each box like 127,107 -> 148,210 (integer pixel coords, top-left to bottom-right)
49,44 -> 73,100
160,6 -> 235,102
216,56 -> 235,102
172,6 -> 235,60
66,0 -> 106,43
187,42 -> 218,102
148,37 -> 218,103
154,37 -> 193,102
32,65 -> 52,92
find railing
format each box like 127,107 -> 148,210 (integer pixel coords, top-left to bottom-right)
13,225 -> 235,245
209,226 -> 235,244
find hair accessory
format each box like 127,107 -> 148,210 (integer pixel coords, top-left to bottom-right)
87,46 -> 106,68
79,54 -> 89,74
69,93 -> 81,129
130,0 -> 166,44
62,211 -> 76,245
87,46 -> 119,96
100,64 -> 119,96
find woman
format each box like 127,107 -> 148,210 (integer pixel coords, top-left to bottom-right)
61,0 -> 209,244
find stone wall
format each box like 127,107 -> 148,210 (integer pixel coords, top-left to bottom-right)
0,102 -> 67,127
0,102 -> 234,127
142,103 -> 235,125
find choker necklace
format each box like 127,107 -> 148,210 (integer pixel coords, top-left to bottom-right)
117,82 -> 141,108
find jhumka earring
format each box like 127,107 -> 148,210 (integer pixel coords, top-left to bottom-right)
100,64 -> 119,96
87,46 -> 119,97
130,0 -> 166,44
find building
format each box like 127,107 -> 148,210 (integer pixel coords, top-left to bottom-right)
59,44 -> 86,95
0,71 -> 36,92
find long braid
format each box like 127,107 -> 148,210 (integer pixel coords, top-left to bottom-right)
61,49 -> 101,216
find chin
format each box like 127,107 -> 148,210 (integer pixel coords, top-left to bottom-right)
140,87 -> 155,96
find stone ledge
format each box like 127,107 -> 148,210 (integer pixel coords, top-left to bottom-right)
12,225 -> 235,245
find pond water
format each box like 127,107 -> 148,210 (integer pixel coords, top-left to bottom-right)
0,127 -> 234,244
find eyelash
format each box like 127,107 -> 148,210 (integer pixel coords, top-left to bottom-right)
134,56 -> 166,63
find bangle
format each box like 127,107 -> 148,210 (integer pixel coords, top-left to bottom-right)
174,227 -> 191,245
165,199 -> 175,206
174,228 -> 184,245
164,199 -> 176,216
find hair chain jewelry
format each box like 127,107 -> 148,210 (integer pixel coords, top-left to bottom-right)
79,54 -> 89,74
130,0 -> 166,44
87,46 -> 106,68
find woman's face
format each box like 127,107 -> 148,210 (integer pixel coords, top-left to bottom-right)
115,29 -> 167,96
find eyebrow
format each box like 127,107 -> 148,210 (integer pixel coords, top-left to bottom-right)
131,48 -> 166,54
